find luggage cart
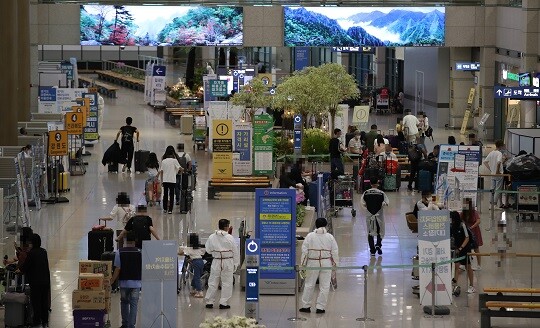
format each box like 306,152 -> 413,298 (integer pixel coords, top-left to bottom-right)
332,175 -> 356,217
192,115 -> 206,151
516,185 -> 540,221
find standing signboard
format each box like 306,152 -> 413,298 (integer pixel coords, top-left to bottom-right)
203,75 -> 218,110
150,65 -> 167,107
245,239 -> 260,320
14,153 -> 31,227
233,122 -> 253,176
47,130 -> 68,157
253,114 -> 274,175
82,93 -> 99,140
65,112 -> 84,135
38,86 -> 57,113
144,62 -> 153,103
141,240 -> 178,328
212,119 -> 233,179
255,188 -> 296,294
435,145 -> 481,210
418,210 -> 451,306
293,115 -> 302,155
56,88 -> 88,113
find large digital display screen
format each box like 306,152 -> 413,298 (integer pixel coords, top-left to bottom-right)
80,5 -> 243,46
284,7 -> 445,47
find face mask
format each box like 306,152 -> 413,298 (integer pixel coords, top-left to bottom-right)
385,151 -> 391,155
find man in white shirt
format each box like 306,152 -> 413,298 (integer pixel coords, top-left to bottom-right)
348,130 -> 362,154
300,218 -> 339,314
483,140 -> 508,208
402,109 -> 420,143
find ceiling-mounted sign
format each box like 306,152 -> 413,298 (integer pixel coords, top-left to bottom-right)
455,62 -> 480,71
494,86 -> 540,99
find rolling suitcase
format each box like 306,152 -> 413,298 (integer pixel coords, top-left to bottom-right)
145,178 -> 161,206
180,189 -> 192,214
3,291 -> 31,327
101,251 -> 119,292
88,228 -> 114,260
108,162 -> 118,173
134,149 -> 150,173
58,172 -> 69,192
417,170 -> 433,192
383,174 -> 397,191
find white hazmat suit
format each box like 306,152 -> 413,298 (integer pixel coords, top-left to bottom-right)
301,227 -> 339,311
204,230 -> 239,306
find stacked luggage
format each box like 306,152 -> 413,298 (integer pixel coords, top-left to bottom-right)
73,259 -> 114,327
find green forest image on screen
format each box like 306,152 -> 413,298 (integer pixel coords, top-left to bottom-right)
284,7 -> 445,47
80,5 -> 243,46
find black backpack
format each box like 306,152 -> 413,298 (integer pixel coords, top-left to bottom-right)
408,144 -> 423,162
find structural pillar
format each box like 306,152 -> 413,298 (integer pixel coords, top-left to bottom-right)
17,0 -> 31,121
0,0 -> 19,145
520,0 -> 540,128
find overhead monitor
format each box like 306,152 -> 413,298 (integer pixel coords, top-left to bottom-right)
455,62 -> 480,71
80,5 -> 243,46
284,6 -> 445,47
519,72 -> 531,87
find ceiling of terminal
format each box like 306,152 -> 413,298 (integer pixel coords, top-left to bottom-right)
40,0 -> 523,6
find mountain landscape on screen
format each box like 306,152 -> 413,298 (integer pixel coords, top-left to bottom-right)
284,7 -> 445,47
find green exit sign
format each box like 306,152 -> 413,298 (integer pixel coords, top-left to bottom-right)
504,71 -> 519,81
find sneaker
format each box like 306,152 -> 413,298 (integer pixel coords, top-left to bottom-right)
316,309 -> 325,314
299,307 -> 311,313
122,165 -> 127,172
163,210 -> 168,213
407,186 -> 413,191
219,304 -> 230,309
459,266 -> 466,271
370,252 -> 376,257
473,266 -> 482,271
127,168 -> 131,173
205,304 -> 213,309
376,246 -> 382,255
168,211 -> 172,214
467,286 -> 476,294
194,292 -> 204,298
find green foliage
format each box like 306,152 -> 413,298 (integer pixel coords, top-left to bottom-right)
231,78 -> 272,121
296,204 -> 306,227
302,128 -> 330,156
273,132 -> 293,157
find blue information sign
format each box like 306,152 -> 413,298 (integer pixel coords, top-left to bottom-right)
293,115 -> 302,151
294,47 -> 309,71
455,62 -> 480,71
39,87 -> 56,101
494,86 -> 540,99
152,65 -> 166,77
255,189 -> 296,281
245,239 -> 260,303
235,129 -> 251,161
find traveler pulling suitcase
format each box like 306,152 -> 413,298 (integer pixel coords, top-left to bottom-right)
134,149 -> 150,173
145,177 -> 161,206
88,219 -> 114,260
58,172 -> 69,192
101,251 -> 119,292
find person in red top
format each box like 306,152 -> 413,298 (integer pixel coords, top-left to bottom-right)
461,198 -> 483,270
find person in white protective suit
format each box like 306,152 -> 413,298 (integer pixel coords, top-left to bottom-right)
97,94 -> 104,138
299,218 -> 339,314
361,178 -> 389,256
204,219 -> 239,309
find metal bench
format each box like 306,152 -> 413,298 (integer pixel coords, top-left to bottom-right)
480,288 -> 540,327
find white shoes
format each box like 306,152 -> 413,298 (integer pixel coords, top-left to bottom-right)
467,286 -> 476,294
473,265 -> 482,271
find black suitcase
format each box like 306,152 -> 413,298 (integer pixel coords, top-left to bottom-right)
88,229 -> 114,260
134,150 -> 150,173
108,162 -> 118,173
101,251 -> 119,292
180,189 -> 192,214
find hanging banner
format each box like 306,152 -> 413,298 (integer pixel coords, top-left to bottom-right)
418,210 -> 451,306
82,93 -> 99,140
233,122 -> 253,176
294,47 -> 310,71
435,145 -> 481,210
141,240 -> 178,328
255,188 -> 296,294
212,119 -> 233,179
38,86 -> 57,113
209,80 -> 228,97
203,75 -> 218,110
253,114 -> 274,175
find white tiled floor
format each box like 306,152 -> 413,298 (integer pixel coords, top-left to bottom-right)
1,85 -> 539,328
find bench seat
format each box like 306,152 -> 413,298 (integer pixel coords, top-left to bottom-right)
208,177 -> 271,200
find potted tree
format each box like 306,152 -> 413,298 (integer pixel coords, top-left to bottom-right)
230,78 -> 272,122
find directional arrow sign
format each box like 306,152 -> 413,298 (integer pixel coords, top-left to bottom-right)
425,281 -> 447,294
152,65 -> 166,77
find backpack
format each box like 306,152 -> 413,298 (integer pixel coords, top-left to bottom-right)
408,144 -> 423,162
425,126 -> 433,138
178,153 -> 187,169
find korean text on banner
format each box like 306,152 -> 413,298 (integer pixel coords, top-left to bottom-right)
66,112 -> 84,135
48,130 -> 68,156
233,122 -> 252,176
253,115 -> 274,175
212,119 -> 233,179
82,93 -> 99,140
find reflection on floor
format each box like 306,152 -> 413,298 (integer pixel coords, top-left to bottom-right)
1,85 -> 538,328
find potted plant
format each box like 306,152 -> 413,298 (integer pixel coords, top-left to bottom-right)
230,78 -> 272,122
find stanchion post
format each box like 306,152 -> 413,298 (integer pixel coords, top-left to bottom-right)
288,265 -> 306,322
356,265 -> 374,322
431,262 -> 435,316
